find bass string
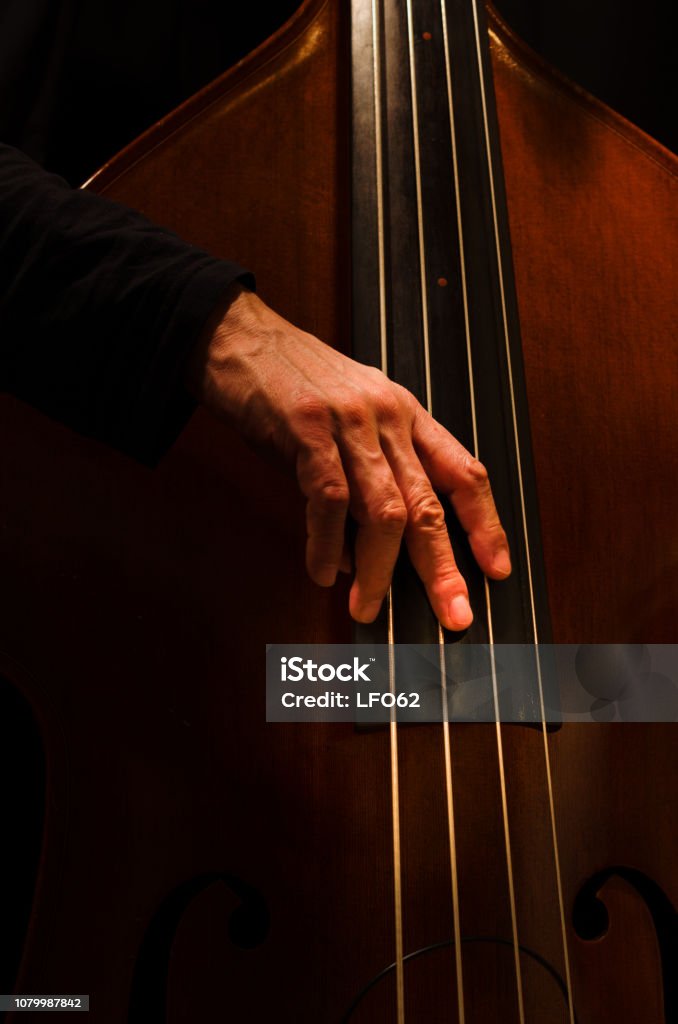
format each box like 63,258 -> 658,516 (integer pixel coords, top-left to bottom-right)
439,2 -> 526,1017
441,0 -> 577,1015
370,1 -> 458,1019
371,0 -> 468,1018
406,0 -> 526,1015
387,591 -> 406,1023
403,2 -> 467,1021
437,620 -> 466,1024
371,2 -> 406,1020
468,0 -> 576,1018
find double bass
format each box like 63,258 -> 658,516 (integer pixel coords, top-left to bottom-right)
1,0 -> 676,1019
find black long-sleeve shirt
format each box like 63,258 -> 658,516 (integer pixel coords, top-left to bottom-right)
0,143 -> 251,463
0,2 -> 297,463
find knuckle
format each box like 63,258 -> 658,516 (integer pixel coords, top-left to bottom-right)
375,394 -> 402,428
372,497 -> 408,532
293,394 -> 331,431
408,492 -> 446,531
338,395 -> 371,430
465,456 -> 489,488
364,365 -> 388,384
485,519 -> 507,543
392,385 -> 419,425
392,380 -> 416,406
312,480 -> 349,512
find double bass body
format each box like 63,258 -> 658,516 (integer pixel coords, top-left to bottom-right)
0,1 -> 676,1019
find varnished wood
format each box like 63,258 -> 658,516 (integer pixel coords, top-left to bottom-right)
489,6 -> 678,644
492,9 -> 677,1021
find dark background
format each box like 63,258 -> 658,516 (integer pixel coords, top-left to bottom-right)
495,0 -> 675,154
12,0 -> 676,185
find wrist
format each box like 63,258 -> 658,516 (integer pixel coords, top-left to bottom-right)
184,281 -> 254,403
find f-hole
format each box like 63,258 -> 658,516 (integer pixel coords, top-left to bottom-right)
128,872 -> 270,1023
573,866 -> 678,1021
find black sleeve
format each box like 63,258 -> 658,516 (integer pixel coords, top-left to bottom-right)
0,142 -> 254,463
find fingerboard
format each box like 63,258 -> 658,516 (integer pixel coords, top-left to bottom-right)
351,0 -> 552,645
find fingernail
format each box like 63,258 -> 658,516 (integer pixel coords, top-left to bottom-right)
449,595 -> 473,629
492,549 -> 512,577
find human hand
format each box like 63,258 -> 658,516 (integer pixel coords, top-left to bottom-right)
187,285 -> 511,630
